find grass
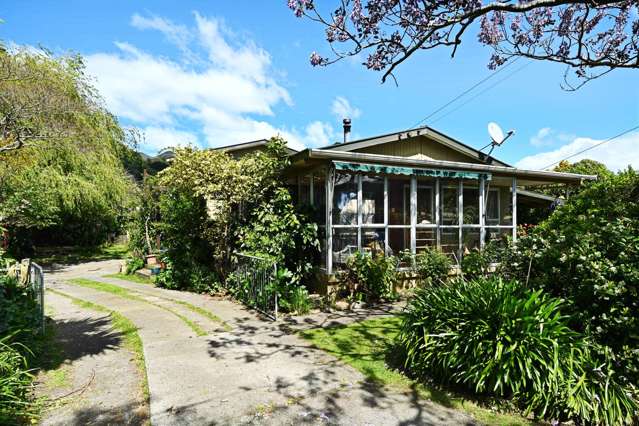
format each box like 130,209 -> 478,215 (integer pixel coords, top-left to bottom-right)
34,243 -> 129,266
67,278 -> 224,336
47,288 -> 149,402
103,273 -> 154,285
299,317 -> 534,426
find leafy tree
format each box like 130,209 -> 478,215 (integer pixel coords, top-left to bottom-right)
0,48 -> 137,253
156,138 -> 290,279
288,1 -> 638,88
554,158 -> 613,179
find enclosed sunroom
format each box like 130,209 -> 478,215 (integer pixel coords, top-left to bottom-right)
286,126 -> 596,275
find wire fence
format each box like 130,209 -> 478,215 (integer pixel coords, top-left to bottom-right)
225,253 -> 278,321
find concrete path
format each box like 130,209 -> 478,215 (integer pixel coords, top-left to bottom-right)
36,290 -> 148,425
45,260 -> 477,425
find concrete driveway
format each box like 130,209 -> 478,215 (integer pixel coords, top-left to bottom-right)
44,260 -> 476,426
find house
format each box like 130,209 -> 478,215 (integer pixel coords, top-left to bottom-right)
282,123 -> 596,275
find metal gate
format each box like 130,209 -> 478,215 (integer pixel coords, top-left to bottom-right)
226,253 -> 278,320
7,259 -> 45,333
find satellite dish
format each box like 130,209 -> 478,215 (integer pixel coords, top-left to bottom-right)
488,122 -> 505,145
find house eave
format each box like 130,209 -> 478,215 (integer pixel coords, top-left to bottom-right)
291,149 -> 596,185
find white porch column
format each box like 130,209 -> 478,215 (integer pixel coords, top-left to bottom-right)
512,176 -> 517,242
458,180 -> 463,259
357,174 -> 362,250
326,167 -> 334,274
479,175 -> 486,250
410,176 -> 417,253
435,178 -> 440,249
384,177 -> 389,255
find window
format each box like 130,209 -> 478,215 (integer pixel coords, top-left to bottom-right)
388,228 -> 409,255
361,175 -> 384,224
486,189 -> 500,225
463,183 -> 479,224
332,228 -> 357,269
333,172 -> 358,225
362,228 -> 385,256
313,174 -> 326,225
440,184 -> 459,226
388,177 -> 410,225
416,182 -> 435,225
299,175 -> 311,205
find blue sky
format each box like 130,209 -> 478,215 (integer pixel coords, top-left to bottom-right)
2,1 -> 638,170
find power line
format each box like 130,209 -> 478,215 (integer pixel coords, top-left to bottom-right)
429,60 -> 532,125
408,56 -> 522,130
541,124 -> 639,170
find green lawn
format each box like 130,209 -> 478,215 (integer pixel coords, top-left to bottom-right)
104,273 -> 154,285
300,317 -> 533,426
34,244 -> 129,266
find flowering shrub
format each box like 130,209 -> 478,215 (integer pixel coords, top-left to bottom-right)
340,251 -> 399,301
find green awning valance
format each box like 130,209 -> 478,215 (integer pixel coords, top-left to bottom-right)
334,161 -> 491,181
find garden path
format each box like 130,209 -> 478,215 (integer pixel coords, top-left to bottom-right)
44,260 -> 477,425
35,290 -> 148,425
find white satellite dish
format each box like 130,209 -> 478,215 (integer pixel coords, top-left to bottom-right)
488,122 -> 506,145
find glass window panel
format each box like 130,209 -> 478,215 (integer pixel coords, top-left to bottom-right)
417,181 -> 435,225
318,226 -> 326,268
485,227 -> 512,248
313,174 -> 326,225
362,228 -> 385,256
486,189 -> 500,225
501,187 -> 513,226
333,172 -> 358,225
388,228 -> 410,256
440,183 -> 459,226
299,175 -> 311,205
388,177 -> 410,225
416,229 -> 436,253
463,182 -> 479,225
361,175 -> 384,224
462,228 -> 481,254
440,228 -> 460,258
332,228 -> 358,269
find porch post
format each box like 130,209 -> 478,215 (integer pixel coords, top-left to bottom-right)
357,174 -> 362,250
458,180 -> 463,261
435,178 -> 440,249
479,175 -> 485,250
512,176 -> 517,242
410,176 -> 417,253
309,173 -> 314,206
326,167 -> 334,274
384,177 -> 389,255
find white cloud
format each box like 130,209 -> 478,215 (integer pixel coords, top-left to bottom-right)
131,13 -> 192,58
516,131 -> 639,171
304,121 -> 335,147
141,126 -> 199,152
331,96 -> 361,121
529,127 -> 575,147
84,12 -> 310,154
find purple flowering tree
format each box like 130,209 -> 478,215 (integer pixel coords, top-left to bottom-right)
288,0 -> 638,89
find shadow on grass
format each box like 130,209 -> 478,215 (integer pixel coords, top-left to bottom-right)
35,244 -> 128,270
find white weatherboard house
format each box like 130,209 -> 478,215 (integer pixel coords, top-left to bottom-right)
214,124 -> 596,278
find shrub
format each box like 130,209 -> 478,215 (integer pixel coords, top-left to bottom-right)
499,169 -> 639,385
413,247 -> 451,284
125,257 -> 144,275
281,286 -> 312,315
397,276 -> 637,423
237,187 -> 319,310
340,251 -> 398,301
155,259 -> 221,294
0,336 -> 34,423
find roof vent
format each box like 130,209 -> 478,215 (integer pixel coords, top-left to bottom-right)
342,118 -> 352,144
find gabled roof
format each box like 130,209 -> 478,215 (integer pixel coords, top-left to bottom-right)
214,139 -> 298,155
318,125 -> 510,167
